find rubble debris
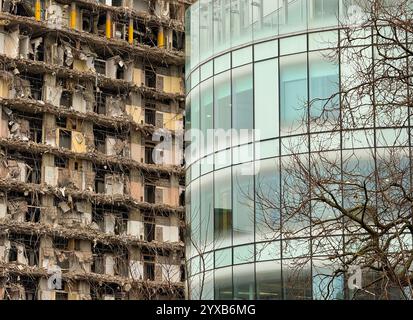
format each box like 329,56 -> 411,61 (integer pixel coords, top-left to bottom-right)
0,0 -> 187,301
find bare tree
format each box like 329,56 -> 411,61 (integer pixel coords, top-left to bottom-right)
254,0 -> 413,300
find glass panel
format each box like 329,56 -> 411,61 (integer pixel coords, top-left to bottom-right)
200,78 -> 214,157
190,2 -> 200,71
186,184 -> 192,258
185,7 -> 192,76
234,263 -> 255,299
256,261 -> 282,300
214,266 -> 233,299
233,144 -> 254,165
256,241 -> 281,261
234,244 -> 255,264
255,158 -> 280,241
313,258 -> 344,300
191,69 -> 200,89
190,81 -> 200,132
187,87 -> 200,166
232,46 -> 253,67
214,0 -> 231,55
341,46 -> 373,129
202,271 -> 215,300
280,53 -> 308,135
215,248 -> 232,268
190,179 -> 200,255
191,160 -> 201,180
215,53 -> 231,74
233,163 -> 255,245
309,0 -> 339,28
200,0 -> 214,62
232,64 -> 254,145
189,274 -> 201,299
280,35 -> 307,56
253,0 -> 280,41
281,135 -> 309,155
255,139 -> 279,160
214,167 -> 232,248
254,40 -> 278,62
215,149 -> 232,170
200,173 -> 214,252
201,154 -> 214,175
283,259 -> 312,300
281,155 -> 310,236
282,238 -> 311,258
376,128 -> 408,147
254,58 -> 279,140
214,71 -> 232,153
309,30 -> 339,50
201,61 -> 214,81
231,0 -> 253,48
279,0 -> 308,34
191,256 -> 201,276
204,252 -> 214,271
309,50 -> 339,132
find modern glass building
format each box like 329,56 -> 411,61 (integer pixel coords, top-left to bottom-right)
185,0 -> 409,300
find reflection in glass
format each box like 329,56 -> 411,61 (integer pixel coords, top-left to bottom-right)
309,50 -> 339,132
253,0 -> 280,41
215,248 -> 232,268
214,71 -> 232,141
233,164 -> 254,245
234,263 -> 255,300
256,261 -> 282,300
280,53 -> 308,135
232,64 -> 253,145
214,168 -> 232,248
279,0 -> 308,34
200,173 -> 214,251
214,0 -> 231,55
200,79 -> 213,157
231,0 -> 253,48
312,258 -> 344,300
255,159 -> 280,241
215,266 -> 233,299
254,59 -> 279,140
200,0 -> 214,62
283,259 -> 312,300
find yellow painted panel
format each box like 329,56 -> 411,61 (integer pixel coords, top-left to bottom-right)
106,12 -> 112,39
162,76 -> 172,93
128,19 -> 134,45
164,112 -> 173,131
125,105 -> 143,124
73,59 -> 88,72
0,79 -> 9,98
170,77 -> 182,94
132,68 -> 142,86
68,293 -> 79,300
72,131 -> 87,153
157,27 -> 164,48
163,76 -> 182,95
35,0 -> 41,21
70,4 -> 77,29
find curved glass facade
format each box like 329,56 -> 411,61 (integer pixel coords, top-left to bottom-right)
185,1 -> 409,300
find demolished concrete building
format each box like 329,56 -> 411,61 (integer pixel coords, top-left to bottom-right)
0,0 -> 189,300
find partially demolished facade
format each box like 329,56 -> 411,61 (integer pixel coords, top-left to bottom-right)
0,0 -> 188,300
